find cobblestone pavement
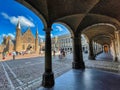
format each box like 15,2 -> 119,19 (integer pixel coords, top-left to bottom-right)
83,53 -> 120,73
0,53 -> 120,90
0,53 -> 73,90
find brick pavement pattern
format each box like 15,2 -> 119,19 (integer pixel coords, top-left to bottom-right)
0,52 -> 120,90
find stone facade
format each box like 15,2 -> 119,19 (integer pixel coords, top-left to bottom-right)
51,34 -> 88,52
1,36 -> 14,53
15,21 -> 39,53
0,21 -> 41,54
51,34 -> 73,52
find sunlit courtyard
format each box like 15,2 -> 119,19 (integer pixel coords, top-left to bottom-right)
0,0 -> 120,90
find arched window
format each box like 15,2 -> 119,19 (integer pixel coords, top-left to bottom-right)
22,45 -> 25,50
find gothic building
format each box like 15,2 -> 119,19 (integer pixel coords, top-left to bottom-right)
15,21 -> 39,53
51,34 -> 89,53
51,34 -> 73,52
1,21 -> 39,53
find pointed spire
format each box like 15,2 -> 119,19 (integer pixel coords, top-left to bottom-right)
36,27 -> 38,35
28,26 -> 31,30
17,20 -> 21,29
35,26 -> 39,42
36,22 -> 38,35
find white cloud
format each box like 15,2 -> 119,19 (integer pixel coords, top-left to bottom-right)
2,34 -> 6,38
1,12 -> 35,27
55,26 -> 63,31
0,35 -> 3,44
51,34 -> 53,37
0,33 -> 15,42
39,35 -> 45,39
27,15 -> 34,21
8,33 -> 15,40
1,12 -> 9,19
13,32 -> 16,35
38,34 -> 53,39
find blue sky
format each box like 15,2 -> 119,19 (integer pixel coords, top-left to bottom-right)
0,0 -> 70,44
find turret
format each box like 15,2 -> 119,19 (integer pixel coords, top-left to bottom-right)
35,27 -> 39,53
15,20 -> 22,52
16,20 -> 21,30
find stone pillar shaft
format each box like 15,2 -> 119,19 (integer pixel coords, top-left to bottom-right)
115,31 -> 120,55
88,40 -> 95,60
42,28 -> 54,88
72,35 -> 85,69
112,40 -> 118,61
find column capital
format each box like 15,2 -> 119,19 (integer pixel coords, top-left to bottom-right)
43,28 -> 52,32
71,36 -> 74,39
71,36 -> 80,40
115,30 -> 119,33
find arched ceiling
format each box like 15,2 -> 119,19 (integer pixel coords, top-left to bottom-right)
93,34 -> 113,40
93,35 -> 112,45
17,0 -> 120,31
76,14 -> 120,32
16,0 -> 120,47
90,0 -> 120,21
94,37 -> 111,45
17,0 -> 99,23
82,24 -> 115,40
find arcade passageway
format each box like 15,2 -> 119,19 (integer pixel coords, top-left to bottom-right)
16,0 -> 120,89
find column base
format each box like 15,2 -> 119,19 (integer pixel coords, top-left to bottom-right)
42,72 -> 54,88
72,61 -> 85,69
88,55 -> 95,60
114,57 -> 118,62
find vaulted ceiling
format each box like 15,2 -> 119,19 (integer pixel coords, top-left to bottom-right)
17,0 -> 120,45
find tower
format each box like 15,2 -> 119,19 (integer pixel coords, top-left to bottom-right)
7,39 -> 14,52
15,20 -> 22,52
35,27 -> 39,53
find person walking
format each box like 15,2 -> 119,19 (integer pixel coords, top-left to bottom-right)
2,52 -> 6,60
53,50 -> 56,56
12,51 -> 16,60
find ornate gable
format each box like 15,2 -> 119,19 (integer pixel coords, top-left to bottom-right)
22,29 -> 35,43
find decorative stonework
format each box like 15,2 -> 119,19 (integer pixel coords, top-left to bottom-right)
1,21 -> 40,53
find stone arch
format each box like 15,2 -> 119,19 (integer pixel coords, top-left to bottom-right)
76,13 -> 120,34
81,33 -> 89,43
92,33 -> 114,41
53,22 -> 74,38
16,0 -> 47,29
93,35 -> 112,45
82,23 -> 116,41
27,44 -> 32,50
82,23 -> 117,33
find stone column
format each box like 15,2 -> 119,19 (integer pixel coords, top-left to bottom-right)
94,42 -> 97,55
88,40 -> 95,60
96,43 -> 100,54
97,43 -> 99,53
112,39 -> 118,61
99,44 -> 101,52
72,35 -> 85,69
42,28 -> 54,87
101,45 -> 103,52
114,31 -> 120,61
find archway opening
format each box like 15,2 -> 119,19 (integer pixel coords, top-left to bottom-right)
0,0 -> 47,89
81,34 -> 89,61
51,23 -> 73,61
82,23 -> 115,61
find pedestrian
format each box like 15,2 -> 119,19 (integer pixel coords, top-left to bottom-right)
53,50 -> 56,56
58,49 -> 62,59
2,52 -> 6,60
62,50 -> 65,57
12,51 -> 16,60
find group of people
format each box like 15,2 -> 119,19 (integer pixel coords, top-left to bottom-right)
53,49 -> 68,59
2,51 -> 17,60
59,49 -> 66,59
